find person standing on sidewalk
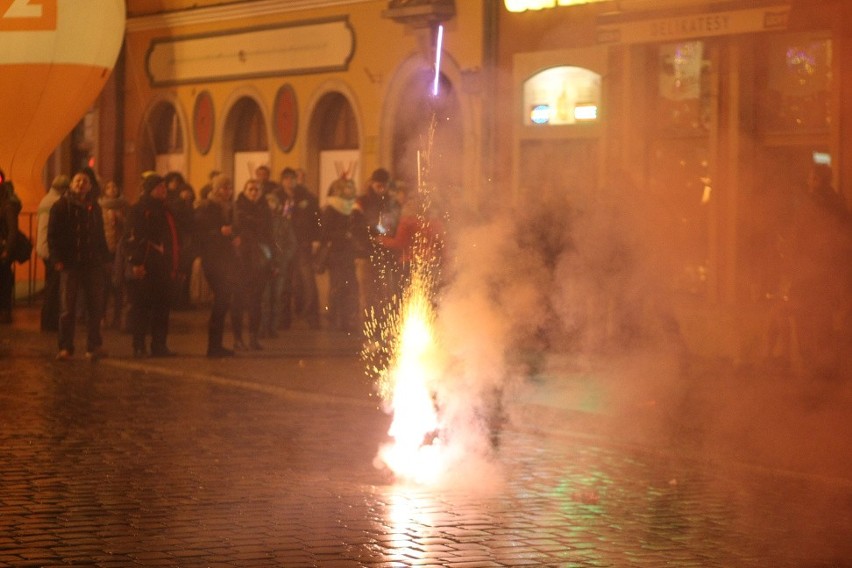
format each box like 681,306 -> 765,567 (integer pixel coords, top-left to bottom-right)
278,167 -> 321,329
195,174 -> 237,358
36,175 -> 70,331
259,192 -> 296,338
354,168 -> 400,319
48,171 -> 109,361
99,180 -> 130,330
0,170 -> 23,324
125,174 -> 181,358
319,177 -> 362,332
231,179 -> 273,350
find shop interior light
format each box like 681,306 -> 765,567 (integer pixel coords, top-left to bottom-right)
530,104 -> 552,124
812,151 -> 831,165
574,104 -> 598,121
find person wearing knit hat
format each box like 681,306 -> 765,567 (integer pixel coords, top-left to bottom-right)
141,173 -> 165,194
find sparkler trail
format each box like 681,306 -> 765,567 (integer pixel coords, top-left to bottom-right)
432,25 -> 444,97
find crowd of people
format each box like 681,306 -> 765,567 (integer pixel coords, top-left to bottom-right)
7,164 -> 426,361
8,160 -> 846,376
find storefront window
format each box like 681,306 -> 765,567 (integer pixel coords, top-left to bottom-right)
523,66 -> 601,126
655,41 -> 712,134
648,41 -> 714,297
758,34 -> 832,133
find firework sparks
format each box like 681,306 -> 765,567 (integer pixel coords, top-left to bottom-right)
366,117 -> 450,484
376,277 -> 444,484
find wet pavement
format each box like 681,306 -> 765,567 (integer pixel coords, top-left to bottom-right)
1,305 -> 851,567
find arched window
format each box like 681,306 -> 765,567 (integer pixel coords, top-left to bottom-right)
223,96 -> 268,195
316,92 -> 358,151
139,100 -> 185,179
309,92 -> 360,203
523,66 -> 601,126
228,98 -> 268,152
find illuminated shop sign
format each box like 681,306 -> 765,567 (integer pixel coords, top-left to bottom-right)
504,0 -> 606,12
597,4 -> 790,44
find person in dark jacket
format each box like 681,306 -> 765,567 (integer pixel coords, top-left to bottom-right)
232,179 -> 273,350
354,167 -> 400,318
278,167 -> 321,329
319,177 -> 362,332
48,171 -> 110,360
195,174 -> 238,357
0,170 -> 22,324
125,174 -> 181,358
170,181 -> 197,310
259,192 -> 296,338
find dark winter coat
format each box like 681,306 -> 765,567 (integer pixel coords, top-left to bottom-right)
356,189 -> 400,237
0,182 -> 21,262
320,197 -> 363,266
233,192 -> 273,277
48,194 -> 109,269
125,194 -> 181,283
194,196 -> 237,283
281,185 -> 321,247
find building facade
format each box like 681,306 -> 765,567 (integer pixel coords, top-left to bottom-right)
36,0 -> 851,366
119,0 -> 488,203
494,0 -> 851,365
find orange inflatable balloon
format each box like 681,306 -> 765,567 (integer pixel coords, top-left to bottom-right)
0,0 -> 125,209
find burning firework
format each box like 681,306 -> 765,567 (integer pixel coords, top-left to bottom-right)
374,272 -> 445,484
365,110 -> 455,484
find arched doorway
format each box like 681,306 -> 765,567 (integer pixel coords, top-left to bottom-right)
391,71 -> 461,191
308,91 -> 359,204
139,99 -> 186,181
222,96 -> 268,196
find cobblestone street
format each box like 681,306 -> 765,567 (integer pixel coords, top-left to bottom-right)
1,308 -> 851,567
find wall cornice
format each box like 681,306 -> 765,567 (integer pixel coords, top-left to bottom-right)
126,0 -> 368,32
